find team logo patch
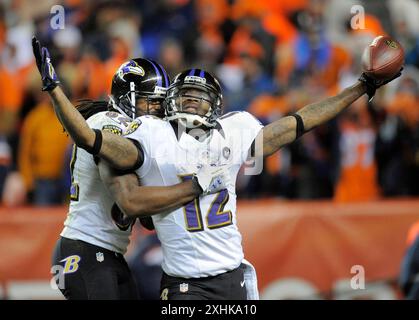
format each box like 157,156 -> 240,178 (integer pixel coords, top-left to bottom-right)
96,252 -> 104,262
385,39 -> 398,49
180,283 -> 189,293
60,255 -> 81,274
102,125 -> 123,136
123,120 -> 141,136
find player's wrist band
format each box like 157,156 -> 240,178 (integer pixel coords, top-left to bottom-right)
291,113 -> 305,139
82,129 -> 103,155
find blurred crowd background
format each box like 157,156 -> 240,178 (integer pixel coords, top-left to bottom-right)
0,0 -> 419,207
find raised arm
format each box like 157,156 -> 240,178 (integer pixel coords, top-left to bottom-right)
262,81 -> 366,157
260,38 -> 404,157
32,37 -> 139,170
50,87 -> 139,169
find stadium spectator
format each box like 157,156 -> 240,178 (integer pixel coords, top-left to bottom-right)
376,67 -> 419,196
158,38 -> 186,78
0,0 -> 419,202
127,228 -> 163,300
17,94 -> 70,205
221,50 -> 277,112
334,99 -> 380,202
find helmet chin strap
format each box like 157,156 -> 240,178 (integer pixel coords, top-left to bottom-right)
166,113 -> 215,129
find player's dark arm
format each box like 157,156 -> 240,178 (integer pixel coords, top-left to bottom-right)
32,36 -> 139,170
98,162 -> 201,217
260,81 -> 367,157
49,87 -> 139,170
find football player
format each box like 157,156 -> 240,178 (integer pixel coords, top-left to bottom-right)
32,41 -> 229,299
33,37 -> 401,300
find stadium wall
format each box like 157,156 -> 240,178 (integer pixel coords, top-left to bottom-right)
1,200 -> 419,299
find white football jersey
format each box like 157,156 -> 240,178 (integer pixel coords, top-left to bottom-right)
61,111 -> 134,254
124,111 -> 263,278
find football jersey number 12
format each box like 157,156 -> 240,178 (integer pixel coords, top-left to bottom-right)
180,175 -> 233,232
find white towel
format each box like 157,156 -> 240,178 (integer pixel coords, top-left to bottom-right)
242,258 -> 259,300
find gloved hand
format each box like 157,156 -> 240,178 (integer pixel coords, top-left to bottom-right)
32,36 -> 60,91
359,68 -> 403,102
192,164 -> 231,196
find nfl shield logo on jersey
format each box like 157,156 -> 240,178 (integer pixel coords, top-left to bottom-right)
179,283 -> 189,293
96,252 -> 104,262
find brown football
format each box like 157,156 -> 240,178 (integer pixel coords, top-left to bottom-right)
361,35 -> 404,80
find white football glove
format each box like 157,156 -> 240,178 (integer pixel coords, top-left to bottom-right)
193,164 -> 231,195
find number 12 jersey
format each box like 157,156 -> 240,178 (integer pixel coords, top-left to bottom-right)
124,111 -> 263,278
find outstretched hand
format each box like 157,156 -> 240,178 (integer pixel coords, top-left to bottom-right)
359,67 -> 403,102
32,36 -> 60,91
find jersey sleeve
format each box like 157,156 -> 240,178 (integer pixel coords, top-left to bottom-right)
122,117 -> 153,178
86,111 -> 131,133
220,111 -> 264,165
86,112 -> 138,169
